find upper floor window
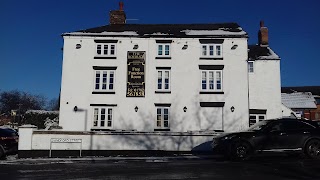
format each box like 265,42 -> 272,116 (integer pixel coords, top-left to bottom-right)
157,70 -> 170,91
94,70 -> 115,91
248,61 -> 254,73
96,43 -> 116,56
93,107 -> 113,128
201,70 -> 223,91
158,44 -> 170,56
201,44 -> 222,57
155,40 -> 172,59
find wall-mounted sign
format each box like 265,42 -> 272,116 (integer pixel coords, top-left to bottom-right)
51,138 -> 82,143
127,51 -> 146,97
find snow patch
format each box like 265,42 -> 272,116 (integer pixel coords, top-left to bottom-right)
145,32 -> 173,36
181,28 -> 246,36
257,47 -> 280,60
25,110 -> 59,115
282,92 -> 317,109
66,31 -> 139,36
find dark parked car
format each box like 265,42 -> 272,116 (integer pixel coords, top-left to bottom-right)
0,128 -> 19,158
212,118 -> 320,160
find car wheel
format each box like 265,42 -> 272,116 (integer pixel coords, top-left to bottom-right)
305,139 -> 320,159
231,142 -> 251,160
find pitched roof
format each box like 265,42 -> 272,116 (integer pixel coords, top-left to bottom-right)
248,45 -> 280,60
281,92 -> 317,109
63,23 -> 248,38
282,86 -> 320,96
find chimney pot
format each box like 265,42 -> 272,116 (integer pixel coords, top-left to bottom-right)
260,20 -> 264,27
119,1 -> 124,11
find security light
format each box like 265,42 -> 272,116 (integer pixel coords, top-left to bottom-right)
230,106 -> 235,112
231,45 -> 238,50
183,106 -> 187,112
182,45 -> 188,50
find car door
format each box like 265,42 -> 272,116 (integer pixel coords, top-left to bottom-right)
264,120 -> 315,150
275,121 -> 303,149
262,121 -> 287,150
279,120 -> 315,149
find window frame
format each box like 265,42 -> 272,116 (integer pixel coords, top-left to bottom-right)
157,69 -> 171,91
92,107 -> 113,129
156,107 -> 170,129
249,114 -> 266,127
200,70 -> 223,92
248,61 -> 254,73
93,70 -> 115,92
95,43 -> 117,57
201,44 -> 223,58
157,43 -> 171,57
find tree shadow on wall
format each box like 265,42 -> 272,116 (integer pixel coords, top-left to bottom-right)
112,94 -> 246,156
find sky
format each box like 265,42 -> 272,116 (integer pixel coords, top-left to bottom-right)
1,0 -> 319,100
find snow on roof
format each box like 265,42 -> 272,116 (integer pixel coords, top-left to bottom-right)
145,32 -> 174,36
257,47 -> 280,60
63,23 -> 248,38
181,28 -> 246,36
281,86 -> 320,96
248,45 -> 280,60
66,31 -> 139,36
281,92 -> 317,109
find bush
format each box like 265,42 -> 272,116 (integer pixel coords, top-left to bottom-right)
24,110 -> 59,129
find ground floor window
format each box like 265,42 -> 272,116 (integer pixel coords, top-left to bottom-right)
249,114 -> 266,127
249,109 -> 267,127
156,107 -> 169,129
93,107 -> 113,128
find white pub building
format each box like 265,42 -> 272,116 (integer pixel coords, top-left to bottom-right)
18,3 -> 282,157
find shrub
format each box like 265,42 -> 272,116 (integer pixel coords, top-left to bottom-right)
24,110 -> 59,129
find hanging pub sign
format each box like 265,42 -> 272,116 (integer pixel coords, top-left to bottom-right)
126,51 -> 146,97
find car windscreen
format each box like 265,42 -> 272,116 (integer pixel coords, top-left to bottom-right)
247,120 -> 270,131
0,129 -> 17,137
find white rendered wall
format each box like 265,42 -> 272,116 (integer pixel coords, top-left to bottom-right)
29,131 -> 215,152
59,36 -> 249,132
282,104 -> 297,118
248,60 -> 282,119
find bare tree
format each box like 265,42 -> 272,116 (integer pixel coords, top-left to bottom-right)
0,90 -> 46,115
47,97 -> 60,111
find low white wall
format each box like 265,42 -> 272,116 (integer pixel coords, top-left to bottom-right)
19,127 -> 217,154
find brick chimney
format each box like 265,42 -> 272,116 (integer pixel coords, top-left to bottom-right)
109,2 -> 126,25
258,21 -> 268,46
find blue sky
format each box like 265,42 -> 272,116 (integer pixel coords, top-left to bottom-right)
1,0 -> 319,100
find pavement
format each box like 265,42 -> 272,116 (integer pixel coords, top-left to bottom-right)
0,154 -> 218,165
